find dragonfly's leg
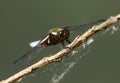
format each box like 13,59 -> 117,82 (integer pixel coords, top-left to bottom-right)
66,39 -> 71,43
61,41 -> 65,48
60,41 -> 69,58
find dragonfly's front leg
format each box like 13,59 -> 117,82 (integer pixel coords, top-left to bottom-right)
66,39 -> 71,44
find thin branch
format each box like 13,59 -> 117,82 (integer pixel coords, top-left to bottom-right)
0,14 -> 120,83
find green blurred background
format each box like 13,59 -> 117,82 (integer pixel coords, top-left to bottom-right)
0,0 -> 120,83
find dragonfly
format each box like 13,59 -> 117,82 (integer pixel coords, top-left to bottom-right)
13,20 -> 105,65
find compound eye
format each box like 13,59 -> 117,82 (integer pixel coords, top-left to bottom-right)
59,31 -> 65,37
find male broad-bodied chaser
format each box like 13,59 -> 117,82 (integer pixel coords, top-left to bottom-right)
13,20 -> 105,65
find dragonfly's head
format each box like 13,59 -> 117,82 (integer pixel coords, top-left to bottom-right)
49,28 -> 69,35
47,28 -> 70,45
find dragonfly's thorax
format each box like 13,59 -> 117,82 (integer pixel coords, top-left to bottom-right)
47,28 -> 69,45
37,28 -> 70,47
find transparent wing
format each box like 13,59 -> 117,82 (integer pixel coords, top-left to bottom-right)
13,45 -> 45,66
63,20 -> 105,41
13,35 -> 49,67
65,20 -> 105,34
